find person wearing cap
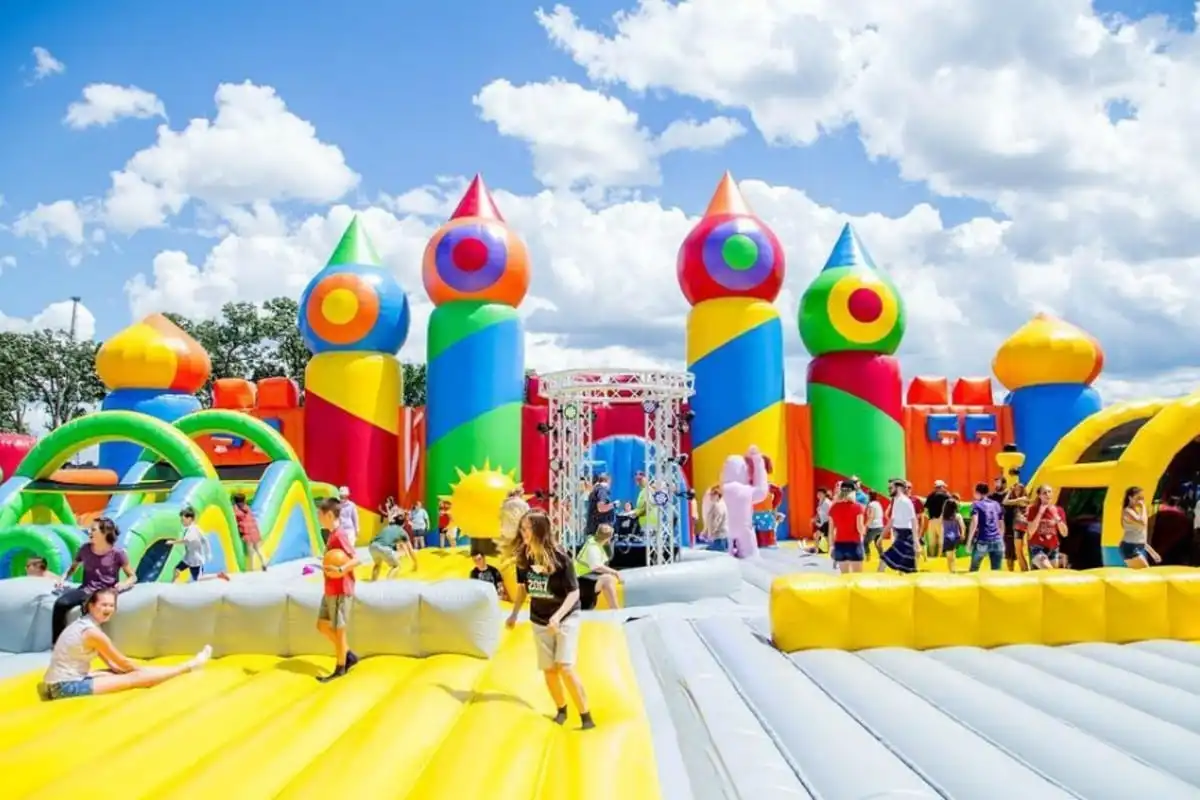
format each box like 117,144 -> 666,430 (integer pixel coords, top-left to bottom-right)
828,481 -> 866,573
585,474 -> 615,540
337,486 -> 360,542
924,480 -> 952,558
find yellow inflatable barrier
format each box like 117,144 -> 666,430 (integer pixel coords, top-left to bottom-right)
770,568 -> 1200,653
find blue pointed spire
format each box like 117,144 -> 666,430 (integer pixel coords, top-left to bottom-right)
821,222 -> 877,272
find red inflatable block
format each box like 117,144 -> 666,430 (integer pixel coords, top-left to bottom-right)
212,378 -> 256,410
952,377 -> 994,407
256,377 -> 300,409
907,376 -> 949,406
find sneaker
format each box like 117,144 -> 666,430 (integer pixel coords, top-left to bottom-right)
188,645 -> 213,671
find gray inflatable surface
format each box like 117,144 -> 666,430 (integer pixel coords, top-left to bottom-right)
0,575 -> 502,658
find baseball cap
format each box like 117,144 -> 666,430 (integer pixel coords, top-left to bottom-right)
338,486 -> 351,498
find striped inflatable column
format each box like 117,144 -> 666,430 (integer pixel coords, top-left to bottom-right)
421,176 -> 530,551
799,224 -> 906,496
679,173 -> 788,556
298,217 -> 410,545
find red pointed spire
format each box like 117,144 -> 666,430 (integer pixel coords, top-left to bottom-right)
450,174 -> 505,222
703,171 -> 752,217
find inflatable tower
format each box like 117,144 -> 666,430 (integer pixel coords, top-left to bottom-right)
421,176 -> 530,532
95,314 -> 211,477
298,217 -> 410,543
679,173 -> 788,528
799,224 -> 906,495
993,313 -> 1104,481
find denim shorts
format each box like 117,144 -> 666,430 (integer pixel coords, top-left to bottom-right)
40,677 -> 94,701
1030,545 -> 1059,564
832,542 -> 865,562
1119,542 -> 1148,561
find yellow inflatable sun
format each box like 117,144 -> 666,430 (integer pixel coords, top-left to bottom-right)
443,462 -> 521,540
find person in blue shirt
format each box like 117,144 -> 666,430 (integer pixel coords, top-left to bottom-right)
967,482 -> 1005,572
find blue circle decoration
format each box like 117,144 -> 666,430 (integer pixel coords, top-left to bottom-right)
652,489 -> 670,507
701,218 -> 776,292
434,222 -> 508,294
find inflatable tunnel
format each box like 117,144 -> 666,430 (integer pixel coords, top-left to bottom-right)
1031,395 -> 1200,566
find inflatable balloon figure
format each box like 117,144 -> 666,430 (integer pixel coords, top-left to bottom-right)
722,446 -> 769,558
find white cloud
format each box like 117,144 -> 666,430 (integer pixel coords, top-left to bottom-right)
0,299 -> 95,341
12,200 -> 86,245
473,78 -> 744,197
0,256 -> 14,273
65,84 -> 166,129
102,81 -> 359,233
537,1 -> 1200,263
29,47 -> 65,81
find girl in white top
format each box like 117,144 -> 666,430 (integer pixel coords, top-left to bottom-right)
1120,486 -> 1160,569
40,587 -> 211,701
703,485 -> 730,553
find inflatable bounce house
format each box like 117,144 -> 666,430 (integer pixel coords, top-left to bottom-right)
5,173 -> 1200,800
0,172 -> 1185,578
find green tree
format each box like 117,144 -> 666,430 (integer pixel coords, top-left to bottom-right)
402,362 -> 426,407
258,297 -> 309,389
0,331 -> 35,433
16,330 -> 105,429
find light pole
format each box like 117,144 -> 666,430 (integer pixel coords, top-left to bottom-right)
68,296 -> 81,341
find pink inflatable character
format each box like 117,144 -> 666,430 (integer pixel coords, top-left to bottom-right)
721,445 -> 769,558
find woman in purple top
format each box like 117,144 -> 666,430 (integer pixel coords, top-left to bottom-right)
52,517 -> 136,643
967,482 -> 1006,572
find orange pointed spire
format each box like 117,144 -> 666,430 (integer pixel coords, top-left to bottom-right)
703,171 -> 752,217
450,174 -> 505,222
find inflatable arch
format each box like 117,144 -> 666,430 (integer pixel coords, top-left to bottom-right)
15,411 -> 215,482
1031,395 -> 1194,565
159,409 -> 300,465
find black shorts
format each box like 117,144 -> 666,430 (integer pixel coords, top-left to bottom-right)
174,561 -> 202,580
817,522 -> 829,536
578,572 -> 599,610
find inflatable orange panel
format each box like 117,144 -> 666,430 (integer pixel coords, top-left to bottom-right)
952,377 -> 994,406
907,376 -> 949,406
212,378 -> 256,410
50,468 -> 117,517
904,407 -> 932,491
256,377 -> 300,409
786,403 -> 814,538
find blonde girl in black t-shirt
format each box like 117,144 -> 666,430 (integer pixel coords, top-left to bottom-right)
503,510 -> 595,729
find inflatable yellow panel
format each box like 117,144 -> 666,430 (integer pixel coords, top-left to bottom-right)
973,573 -> 1044,648
1097,569 -> 1170,643
1166,571 -> 1200,640
849,575 -> 915,650
912,575 -> 980,650
771,568 -> 1200,652
1039,573 -> 1106,646
769,574 -> 848,652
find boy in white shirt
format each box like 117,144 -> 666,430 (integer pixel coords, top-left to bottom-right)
169,507 -> 228,582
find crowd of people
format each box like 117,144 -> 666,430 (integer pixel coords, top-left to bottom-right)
805,475 -> 1164,575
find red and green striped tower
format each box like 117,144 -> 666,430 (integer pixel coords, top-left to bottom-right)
799,224 -> 906,496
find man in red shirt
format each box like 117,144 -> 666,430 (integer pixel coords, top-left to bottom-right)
317,525 -> 360,682
828,481 -> 867,574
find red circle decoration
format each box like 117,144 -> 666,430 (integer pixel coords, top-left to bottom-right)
452,238 -> 490,272
847,287 -> 883,323
678,214 -> 785,305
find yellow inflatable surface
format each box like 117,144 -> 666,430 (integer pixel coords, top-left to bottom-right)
0,622 -> 659,800
771,568 -> 1200,653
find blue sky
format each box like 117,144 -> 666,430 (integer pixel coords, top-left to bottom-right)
0,0 -> 1194,340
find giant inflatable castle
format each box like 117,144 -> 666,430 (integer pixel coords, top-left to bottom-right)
4,172 -> 1190,576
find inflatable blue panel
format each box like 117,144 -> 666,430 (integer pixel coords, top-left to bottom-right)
1007,384 -> 1103,481
588,435 -> 690,546
98,390 -> 201,477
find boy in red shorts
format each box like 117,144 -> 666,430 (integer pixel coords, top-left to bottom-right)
317,524 -> 360,682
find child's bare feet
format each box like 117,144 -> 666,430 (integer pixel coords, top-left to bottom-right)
188,645 -> 213,671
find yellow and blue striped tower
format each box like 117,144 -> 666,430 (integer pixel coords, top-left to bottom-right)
678,173 -> 788,545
